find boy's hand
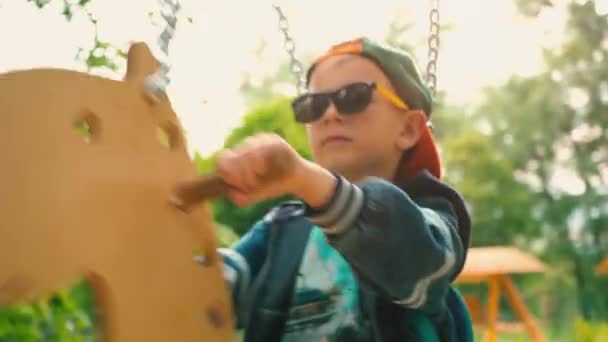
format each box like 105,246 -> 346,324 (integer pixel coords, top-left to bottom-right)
216,133 -> 298,207
215,133 -> 336,208
169,133 -> 337,210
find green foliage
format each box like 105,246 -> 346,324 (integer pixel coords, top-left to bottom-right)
27,0 -> 92,21
79,40 -> 127,72
574,318 -> 608,342
431,93 -> 545,248
216,222 -> 240,248
193,150 -> 216,174
28,0 -> 52,9
441,128 -> 543,246
514,0 -> 553,17
194,97 -> 312,236
476,0 -> 608,320
0,281 -> 96,341
27,0 -> 126,72
223,98 -> 311,160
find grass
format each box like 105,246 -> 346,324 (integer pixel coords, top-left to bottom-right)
473,325 -> 576,342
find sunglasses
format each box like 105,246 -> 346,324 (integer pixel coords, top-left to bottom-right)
291,82 -> 409,124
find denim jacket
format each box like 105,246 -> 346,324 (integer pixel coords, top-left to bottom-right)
220,171 -> 472,342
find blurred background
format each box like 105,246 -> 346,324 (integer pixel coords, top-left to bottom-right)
1,0 -> 608,340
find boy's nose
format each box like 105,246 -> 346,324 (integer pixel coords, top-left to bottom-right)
319,102 -> 343,123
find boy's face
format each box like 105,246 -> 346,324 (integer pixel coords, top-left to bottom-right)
306,55 -> 425,181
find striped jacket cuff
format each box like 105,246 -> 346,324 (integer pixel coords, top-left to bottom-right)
305,174 -> 365,235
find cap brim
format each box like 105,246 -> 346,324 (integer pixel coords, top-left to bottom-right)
396,125 -> 442,180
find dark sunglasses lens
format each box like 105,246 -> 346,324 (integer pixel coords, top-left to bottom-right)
292,94 -> 330,123
334,83 -> 373,114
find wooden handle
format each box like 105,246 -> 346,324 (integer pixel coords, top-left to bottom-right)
170,149 -> 295,212
170,174 -> 230,212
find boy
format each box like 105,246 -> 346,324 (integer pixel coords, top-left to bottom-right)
216,37 -> 471,342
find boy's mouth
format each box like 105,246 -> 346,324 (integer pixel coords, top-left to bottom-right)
322,135 -> 352,146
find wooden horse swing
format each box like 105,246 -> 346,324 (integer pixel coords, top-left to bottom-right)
0,1 -> 443,341
0,1 -> 236,341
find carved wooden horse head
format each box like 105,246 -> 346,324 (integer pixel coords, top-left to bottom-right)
0,42 -> 234,341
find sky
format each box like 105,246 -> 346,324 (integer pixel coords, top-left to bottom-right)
0,0 -> 572,155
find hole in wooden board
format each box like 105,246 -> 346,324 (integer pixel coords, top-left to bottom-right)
157,127 -> 171,149
193,248 -> 211,267
0,278 -> 99,340
74,112 -> 100,144
206,306 -> 226,328
157,122 -> 182,150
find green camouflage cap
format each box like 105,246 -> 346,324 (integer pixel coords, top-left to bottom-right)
306,37 -> 433,117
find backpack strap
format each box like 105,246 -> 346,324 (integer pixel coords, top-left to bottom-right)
404,287 -> 473,342
410,311 -> 442,342
243,204 -> 313,342
364,292 -> 441,342
446,287 -> 474,342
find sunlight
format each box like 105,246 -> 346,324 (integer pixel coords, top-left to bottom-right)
0,0 -> 568,156
595,0 -> 608,15
550,167 -> 587,196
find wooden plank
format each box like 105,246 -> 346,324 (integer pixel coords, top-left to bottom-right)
485,276 -> 501,342
495,322 -> 526,333
456,246 -> 547,280
455,274 -> 493,284
499,275 -> 546,342
596,257 -> 608,275
462,294 -> 485,324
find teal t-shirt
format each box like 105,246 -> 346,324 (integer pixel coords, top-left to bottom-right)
281,227 -> 372,342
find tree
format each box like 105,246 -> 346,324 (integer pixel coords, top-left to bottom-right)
27,0 -> 128,72
440,128 -> 544,246
475,0 -> 608,320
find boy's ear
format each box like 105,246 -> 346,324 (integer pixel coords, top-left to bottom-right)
396,110 -> 426,151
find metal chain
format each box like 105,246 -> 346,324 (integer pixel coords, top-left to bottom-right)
272,4 -> 306,95
426,0 -> 440,96
145,0 -> 181,95
273,2 -> 439,97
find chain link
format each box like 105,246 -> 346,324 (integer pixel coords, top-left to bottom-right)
273,3 -> 438,97
145,0 -> 181,95
426,0 -> 440,96
272,4 -> 306,95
